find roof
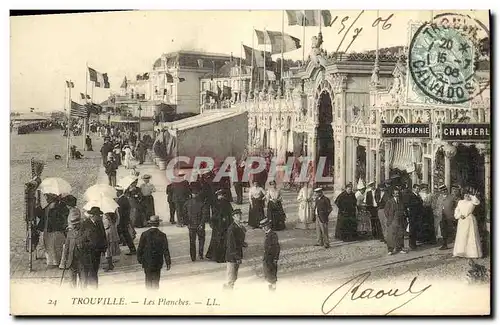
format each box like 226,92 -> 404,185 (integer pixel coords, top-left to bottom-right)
154,50 -> 241,70
163,110 -> 246,132
11,113 -> 48,121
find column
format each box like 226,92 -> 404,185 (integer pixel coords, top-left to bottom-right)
483,148 -> 490,220
422,157 -> 429,184
339,137 -> 346,189
384,141 -> 390,181
366,145 -> 371,183
311,128 -> 318,182
375,142 -> 381,184
352,137 -> 358,184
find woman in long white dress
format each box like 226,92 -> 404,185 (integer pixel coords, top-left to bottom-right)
122,145 -> 135,169
297,182 -> 313,225
453,190 -> 482,259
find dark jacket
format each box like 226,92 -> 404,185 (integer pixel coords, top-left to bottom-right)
365,190 -> 377,208
184,196 -> 210,228
263,230 -> 280,262
36,202 -> 68,233
334,191 -> 357,216
314,195 -> 332,223
376,190 -> 391,210
384,197 -> 406,226
171,180 -> 192,202
137,227 -> 171,270
82,218 -> 108,253
225,223 -> 246,262
406,191 -> 423,219
166,184 -> 174,204
212,198 -> 233,230
61,226 -> 93,268
105,160 -> 118,176
116,195 -> 131,229
100,142 -> 113,157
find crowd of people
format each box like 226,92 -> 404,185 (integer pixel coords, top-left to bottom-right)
333,177 -> 488,258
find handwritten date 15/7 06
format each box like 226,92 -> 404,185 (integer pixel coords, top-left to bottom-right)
321,272 -> 432,316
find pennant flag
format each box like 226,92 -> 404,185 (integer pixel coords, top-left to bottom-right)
120,76 -> 127,89
242,45 -> 272,68
254,30 -> 301,54
177,77 -> 186,82
286,10 -> 332,27
88,67 -> 110,88
29,107 -> 35,112
66,81 -> 74,88
80,93 -> 85,100
70,101 -> 87,118
86,94 -> 91,100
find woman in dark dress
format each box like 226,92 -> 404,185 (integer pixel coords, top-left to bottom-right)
248,181 -> 266,228
265,181 -> 286,231
334,183 -> 358,241
126,180 -> 146,228
206,190 -> 234,262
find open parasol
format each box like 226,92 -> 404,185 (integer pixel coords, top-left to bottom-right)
39,177 -> 72,196
83,196 -> 119,214
117,175 -> 138,190
84,184 -> 117,201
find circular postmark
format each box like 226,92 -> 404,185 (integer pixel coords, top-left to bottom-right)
409,13 -> 490,104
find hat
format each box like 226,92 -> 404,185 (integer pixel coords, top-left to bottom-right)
232,209 -> 242,216
259,218 -> 271,228
142,174 -> 151,180
114,144 -> 120,148
88,207 -> 103,215
345,182 -> 353,188
269,180 -> 276,185
314,187 -> 323,192
147,215 -> 162,226
215,189 -> 226,196
62,194 -> 77,207
420,184 -> 429,189
367,181 -> 375,187
356,179 -> 366,190
438,184 -> 447,191
177,170 -> 187,176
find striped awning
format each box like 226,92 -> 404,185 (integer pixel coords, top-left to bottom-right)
390,139 -> 414,171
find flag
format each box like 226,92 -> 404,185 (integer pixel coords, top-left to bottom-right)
143,73 -> 149,80
120,76 -> 127,89
88,67 -> 110,88
86,94 -> 91,100
66,81 -> 74,88
29,107 -> 35,112
70,101 -> 87,118
286,10 -> 332,27
177,77 -> 186,82
254,30 -> 301,54
242,45 -> 271,68
80,93 -> 85,100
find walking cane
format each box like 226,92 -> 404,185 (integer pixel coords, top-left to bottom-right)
59,268 -> 66,287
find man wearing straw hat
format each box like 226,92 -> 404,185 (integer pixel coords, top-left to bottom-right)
137,215 -> 171,290
60,213 -> 93,288
224,209 -> 247,289
260,218 -> 280,291
171,170 -> 192,227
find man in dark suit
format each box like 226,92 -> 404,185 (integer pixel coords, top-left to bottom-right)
166,183 -> 176,224
375,182 -> 391,243
384,187 -> 407,255
312,188 -> 333,248
184,185 -> 210,261
137,215 -> 171,290
224,209 -> 246,289
405,184 -> 423,249
116,186 -> 136,255
365,181 -> 383,240
172,172 -> 192,227
82,207 -> 108,288
260,218 -> 280,291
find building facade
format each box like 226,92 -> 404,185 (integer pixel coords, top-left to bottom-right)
243,31 -> 490,216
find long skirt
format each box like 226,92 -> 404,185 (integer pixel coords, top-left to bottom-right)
335,211 -> 357,241
42,231 -> 66,266
356,207 -> 372,234
206,228 -> 227,263
267,201 -> 286,231
105,226 -> 121,258
248,198 -> 265,228
453,215 -> 482,258
418,206 -> 436,243
129,198 -> 146,228
142,195 -> 156,219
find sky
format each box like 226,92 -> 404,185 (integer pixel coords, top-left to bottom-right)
10,10 -> 489,112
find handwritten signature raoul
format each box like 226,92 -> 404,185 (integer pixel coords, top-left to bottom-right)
321,271 -> 432,316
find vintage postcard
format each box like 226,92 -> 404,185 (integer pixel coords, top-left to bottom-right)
10,9 -> 491,316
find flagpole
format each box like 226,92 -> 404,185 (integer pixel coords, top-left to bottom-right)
302,13 -> 306,64
66,81 -> 72,168
239,42 -> 243,103
263,27 -> 267,92
83,63 -> 89,150
251,27 -> 255,93
319,10 -> 322,33
281,10 -> 285,96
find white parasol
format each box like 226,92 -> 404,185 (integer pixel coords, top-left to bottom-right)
83,196 -> 119,214
84,184 -> 117,201
117,175 -> 138,190
39,177 -> 72,196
